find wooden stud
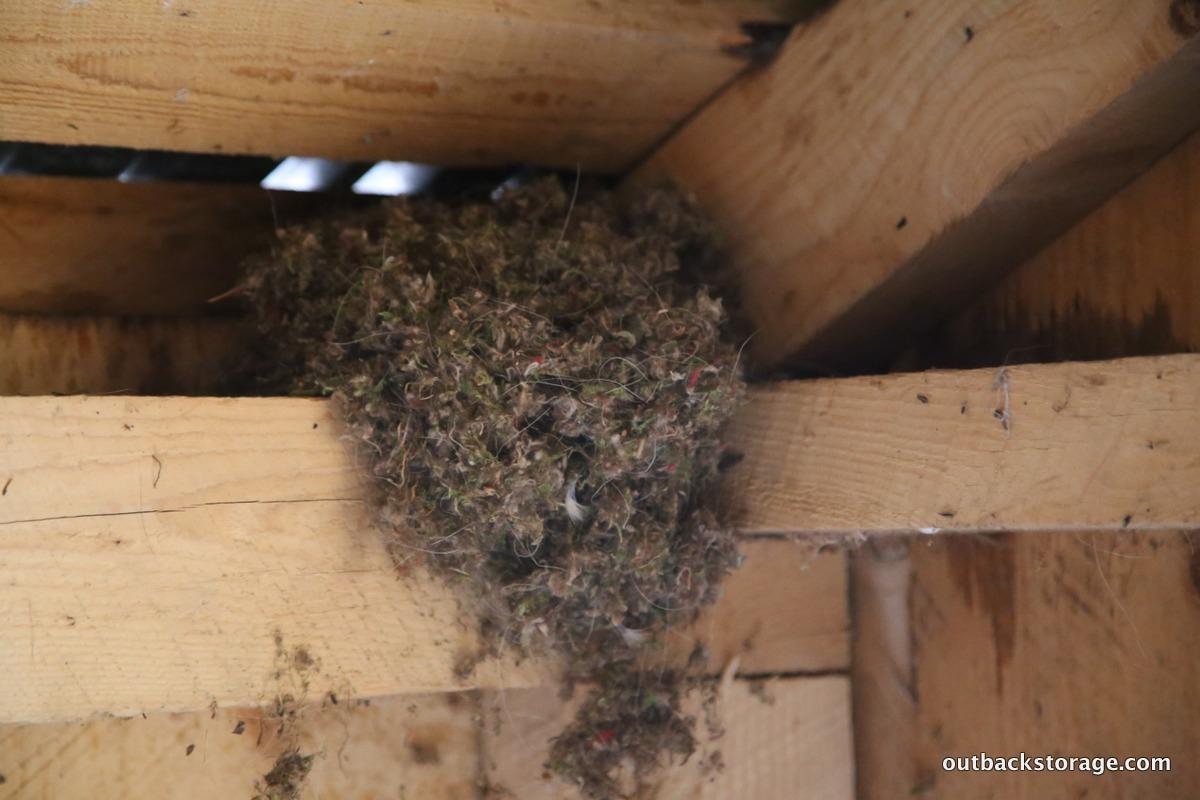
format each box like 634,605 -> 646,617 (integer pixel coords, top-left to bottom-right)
907,531 -> 1200,797
0,176 -> 284,316
0,314 -> 244,395
481,677 -> 854,799
0,1 -> 788,170
0,692 -> 483,799
932,128 -> 1200,367
633,0 -> 1200,369
0,395 -> 846,723
728,354 -> 1200,535
0,396 -> 550,723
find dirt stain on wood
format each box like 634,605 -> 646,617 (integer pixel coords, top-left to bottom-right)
944,534 -> 1017,693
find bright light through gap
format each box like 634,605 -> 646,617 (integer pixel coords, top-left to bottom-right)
260,157 -> 345,192
351,161 -> 438,196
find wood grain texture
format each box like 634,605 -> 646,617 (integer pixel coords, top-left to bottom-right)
856,123 -> 1200,800
655,539 -> 849,674
906,531 -> 1200,798
0,395 -> 845,722
728,354 -> 1200,535
0,176 -> 280,316
633,0 -> 1200,369
850,540 -> 917,800
0,396 -> 551,723
0,692 -> 482,799
933,128 -> 1200,367
0,314 -> 244,395
481,677 -> 854,799
0,1 -> 786,170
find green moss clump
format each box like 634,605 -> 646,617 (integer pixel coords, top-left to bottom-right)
241,177 -> 744,797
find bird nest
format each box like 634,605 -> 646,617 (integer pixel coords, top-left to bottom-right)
240,176 -> 745,798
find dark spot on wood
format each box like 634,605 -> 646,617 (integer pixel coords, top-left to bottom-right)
945,534 -> 1017,692
230,66 -> 296,85
1169,0 -> 1200,36
1085,374 -> 1108,386
232,720 -> 246,735
152,454 -> 163,488
717,448 -> 745,472
67,122 -> 80,130
66,615 -> 76,626
114,539 -> 122,545
960,403 -> 967,414
916,393 -> 929,403
927,293 -> 1187,369
186,743 -> 195,756
292,646 -> 314,670
722,21 -> 793,64
340,74 -> 439,97
312,422 -> 319,429
329,691 -> 338,705
2,477 -> 10,496
938,510 -> 956,518
904,9 -> 913,18
1122,514 -> 1132,528
179,10 -> 191,16
963,26 -> 974,42
1190,546 -> 1200,595
896,216 -> 908,230
408,730 -> 443,764
381,29 -> 392,36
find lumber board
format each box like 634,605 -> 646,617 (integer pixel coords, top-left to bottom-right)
0,396 -> 551,723
728,353 -> 1200,535
655,538 -> 848,674
0,396 -> 845,723
481,676 -> 854,799
0,1 -> 787,170
854,136 -> 1200,798
849,540 -> 917,800
932,128 -> 1200,367
0,176 -> 278,316
0,692 -> 482,800
0,314 -> 244,395
905,531 -> 1200,798
633,0 -> 1200,369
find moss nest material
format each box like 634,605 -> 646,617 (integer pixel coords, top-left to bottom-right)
241,177 -> 745,797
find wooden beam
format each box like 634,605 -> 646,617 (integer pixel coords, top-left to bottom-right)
0,1 -> 786,170
0,314 -> 244,395
0,395 -> 844,723
854,132 -> 1200,798
0,176 -> 280,316
0,396 -> 551,723
481,677 -> 854,799
633,0 -> 1200,369
907,531 -> 1200,797
931,128 -> 1200,367
0,692 -> 482,799
850,541 -> 917,800
728,354 -> 1200,535
656,538 -> 848,675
